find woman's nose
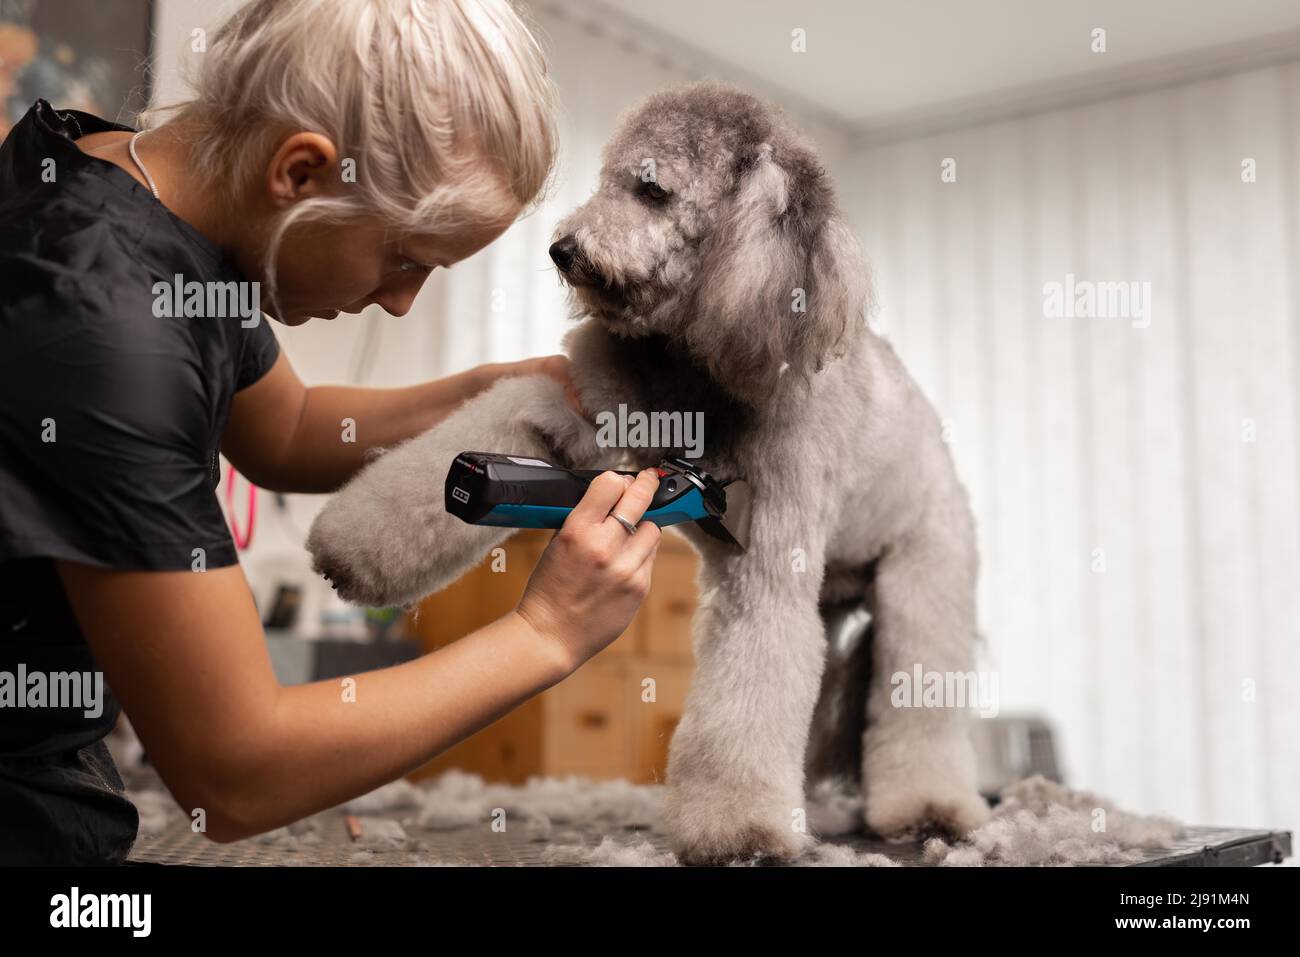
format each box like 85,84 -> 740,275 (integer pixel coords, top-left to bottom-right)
374,270 -> 434,317
549,235 -> 577,272
373,288 -> 416,318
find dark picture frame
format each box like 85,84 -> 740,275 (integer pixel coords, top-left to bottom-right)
1,0 -> 154,137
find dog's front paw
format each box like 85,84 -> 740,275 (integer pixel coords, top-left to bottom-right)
662,782 -> 811,865
306,507 -> 405,608
305,478 -> 441,608
309,552 -> 383,609
862,722 -> 990,842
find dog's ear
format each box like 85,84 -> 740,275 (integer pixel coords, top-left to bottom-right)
684,142 -> 869,405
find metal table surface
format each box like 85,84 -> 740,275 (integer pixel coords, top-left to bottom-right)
123,774 -> 1291,868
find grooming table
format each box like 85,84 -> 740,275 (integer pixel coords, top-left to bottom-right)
126,817 -> 1290,867
123,766 -> 1291,868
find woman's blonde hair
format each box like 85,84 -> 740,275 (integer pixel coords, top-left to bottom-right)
144,0 -> 559,303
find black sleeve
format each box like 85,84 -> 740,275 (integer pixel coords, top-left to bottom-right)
237,313 -> 280,392
0,278 -> 244,572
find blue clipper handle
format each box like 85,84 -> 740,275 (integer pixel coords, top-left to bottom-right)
445,450 -> 714,532
476,485 -> 711,530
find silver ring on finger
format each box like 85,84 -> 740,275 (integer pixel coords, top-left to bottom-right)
608,511 -> 638,536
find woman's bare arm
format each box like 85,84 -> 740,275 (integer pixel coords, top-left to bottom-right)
57,561 -> 568,842
222,351 -> 585,494
54,469 -> 661,842
221,351 -> 493,494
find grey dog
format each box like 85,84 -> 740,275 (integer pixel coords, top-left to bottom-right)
308,81 -> 990,863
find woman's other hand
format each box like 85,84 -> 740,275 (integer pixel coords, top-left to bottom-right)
491,354 -> 590,419
515,469 -> 663,671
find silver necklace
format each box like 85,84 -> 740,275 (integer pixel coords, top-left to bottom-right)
128,130 -> 161,200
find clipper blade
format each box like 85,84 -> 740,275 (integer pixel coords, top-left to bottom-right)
696,478 -> 752,550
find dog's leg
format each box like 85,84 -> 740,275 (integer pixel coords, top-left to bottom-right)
307,374 -> 601,608
860,501 -> 991,840
662,500 -> 829,864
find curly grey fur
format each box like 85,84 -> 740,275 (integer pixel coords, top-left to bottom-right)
308,81 -> 990,864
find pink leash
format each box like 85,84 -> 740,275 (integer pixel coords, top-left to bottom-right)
224,464 -> 258,550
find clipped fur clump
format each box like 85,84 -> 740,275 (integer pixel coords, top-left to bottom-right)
405,768 -> 663,833
795,844 -> 901,868
921,775 -> 1184,866
542,836 -> 676,867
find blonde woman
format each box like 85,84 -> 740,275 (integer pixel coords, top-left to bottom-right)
0,0 -> 662,864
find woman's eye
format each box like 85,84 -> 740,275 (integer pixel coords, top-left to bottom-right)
398,259 -> 428,273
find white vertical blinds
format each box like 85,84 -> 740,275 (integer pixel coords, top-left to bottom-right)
853,61 -> 1300,836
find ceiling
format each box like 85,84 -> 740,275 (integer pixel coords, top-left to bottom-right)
578,0 -> 1300,140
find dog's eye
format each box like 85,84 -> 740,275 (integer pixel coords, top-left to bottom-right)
639,179 -> 669,202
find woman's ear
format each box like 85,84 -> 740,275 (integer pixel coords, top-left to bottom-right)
684,142 -> 868,405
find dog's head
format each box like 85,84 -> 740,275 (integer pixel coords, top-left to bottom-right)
550,81 -> 870,406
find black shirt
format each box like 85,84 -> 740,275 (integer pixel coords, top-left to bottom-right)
0,100 -> 280,862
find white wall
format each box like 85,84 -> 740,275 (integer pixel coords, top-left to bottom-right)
850,60 -> 1300,839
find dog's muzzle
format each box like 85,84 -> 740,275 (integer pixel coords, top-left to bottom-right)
549,234 -> 606,288
549,235 -> 578,273
549,234 -> 631,313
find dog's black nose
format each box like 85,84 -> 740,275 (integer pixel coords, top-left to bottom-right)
549,235 -> 578,272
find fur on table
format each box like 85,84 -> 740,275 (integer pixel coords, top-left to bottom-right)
128,771 -> 1183,867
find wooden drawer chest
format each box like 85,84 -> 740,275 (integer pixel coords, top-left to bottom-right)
406,528 -> 699,784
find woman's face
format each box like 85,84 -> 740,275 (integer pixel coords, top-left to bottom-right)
239,130 -> 522,325
262,211 -> 519,326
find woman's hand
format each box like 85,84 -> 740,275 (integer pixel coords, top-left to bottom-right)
494,354 -> 590,419
515,468 -> 663,672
